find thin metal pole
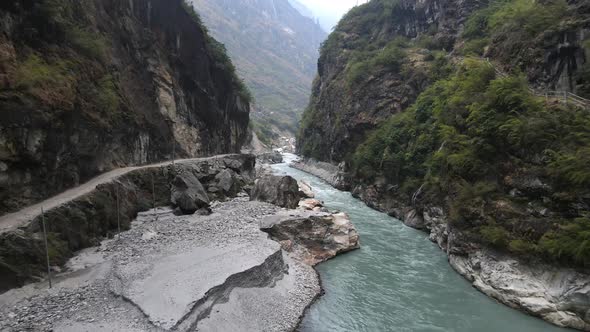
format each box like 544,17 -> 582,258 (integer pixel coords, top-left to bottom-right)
116,184 -> 121,238
41,207 -> 52,289
172,140 -> 176,167
151,172 -> 158,222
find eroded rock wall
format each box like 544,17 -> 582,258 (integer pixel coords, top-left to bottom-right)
0,0 -> 250,215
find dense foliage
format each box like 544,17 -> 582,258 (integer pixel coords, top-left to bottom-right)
352,59 -> 590,266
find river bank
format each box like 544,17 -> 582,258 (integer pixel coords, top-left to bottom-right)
289,155 -> 588,331
0,154 -> 362,331
0,197 -> 321,331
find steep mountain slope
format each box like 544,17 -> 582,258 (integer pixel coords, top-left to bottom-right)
298,0 -> 590,328
0,0 -> 250,215
288,0 -> 315,20
191,0 -> 326,145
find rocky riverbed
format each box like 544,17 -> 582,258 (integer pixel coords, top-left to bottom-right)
0,155 -> 361,332
0,197 -> 321,331
290,155 -> 590,331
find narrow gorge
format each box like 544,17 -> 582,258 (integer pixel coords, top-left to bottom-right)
297,0 -> 590,330
0,0 -> 589,331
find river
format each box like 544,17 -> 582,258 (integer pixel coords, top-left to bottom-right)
272,154 -> 570,332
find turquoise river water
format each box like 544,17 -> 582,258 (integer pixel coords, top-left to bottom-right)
272,154 -> 570,332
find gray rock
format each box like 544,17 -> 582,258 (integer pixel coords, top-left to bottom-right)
171,173 -> 209,215
256,152 -> 283,165
215,169 -> 237,196
449,250 -> 590,331
250,175 -> 301,209
260,210 -> 360,266
298,180 -> 315,198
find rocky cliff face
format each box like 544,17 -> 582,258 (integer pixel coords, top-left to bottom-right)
298,0 -> 589,162
191,0 -> 326,143
297,0 -> 590,329
0,0 -> 251,215
298,0 -> 481,162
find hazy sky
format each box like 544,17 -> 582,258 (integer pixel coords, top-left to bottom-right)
296,0 -> 365,31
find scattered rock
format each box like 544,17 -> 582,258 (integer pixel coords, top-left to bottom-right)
256,152 -> 283,165
260,210 -> 360,266
298,180 -> 314,198
170,172 -> 210,215
250,175 -> 301,209
298,198 -> 323,211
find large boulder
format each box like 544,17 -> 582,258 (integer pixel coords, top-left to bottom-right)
256,152 -> 283,165
171,172 -> 210,215
250,175 -> 301,209
213,169 -> 239,197
298,180 -> 314,198
260,210 -> 360,266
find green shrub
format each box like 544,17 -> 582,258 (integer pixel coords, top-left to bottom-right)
488,0 -> 567,36
345,38 -> 407,85
15,54 -> 69,90
95,75 -> 120,115
480,225 -> 510,248
67,27 -> 107,61
539,218 -> 590,267
462,38 -> 489,56
548,147 -> 590,188
509,239 -> 537,255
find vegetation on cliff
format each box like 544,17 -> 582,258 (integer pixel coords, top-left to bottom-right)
352,59 -> 590,266
0,0 -> 251,214
298,0 -> 590,267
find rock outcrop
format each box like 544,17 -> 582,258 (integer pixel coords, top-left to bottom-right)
450,250 -> 590,331
250,175 -> 301,209
257,151 -> 284,165
291,158 -> 349,190
297,180 -> 315,198
0,0 -> 251,216
260,210 -> 360,266
0,154 -> 255,293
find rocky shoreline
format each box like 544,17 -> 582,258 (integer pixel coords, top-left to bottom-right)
0,155 -> 360,331
290,157 -> 590,331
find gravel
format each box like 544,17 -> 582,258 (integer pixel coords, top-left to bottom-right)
0,196 -> 320,331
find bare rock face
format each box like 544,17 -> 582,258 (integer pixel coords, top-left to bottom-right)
250,175 -> 301,209
260,211 -> 360,266
0,0 -> 251,216
450,250 -> 590,331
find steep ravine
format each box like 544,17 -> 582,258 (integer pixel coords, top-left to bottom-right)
292,158 -> 590,330
297,0 -> 590,329
0,0 -> 250,215
276,156 -> 573,331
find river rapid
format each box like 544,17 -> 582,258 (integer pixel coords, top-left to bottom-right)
272,154 -> 570,332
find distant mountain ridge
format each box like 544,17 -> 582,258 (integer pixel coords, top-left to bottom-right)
191,0 -> 327,143
288,0 -> 314,19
